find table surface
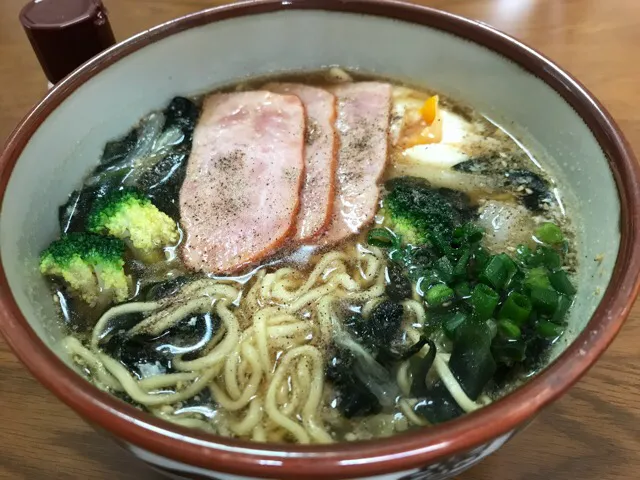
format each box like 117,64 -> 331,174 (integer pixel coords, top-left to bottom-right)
1,0 -> 639,478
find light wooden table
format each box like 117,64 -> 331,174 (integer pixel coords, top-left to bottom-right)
1,0 -> 639,479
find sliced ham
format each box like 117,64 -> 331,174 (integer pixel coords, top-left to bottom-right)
179,91 -> 305,274
265,82 -> 338,242
319,82 -> 392,246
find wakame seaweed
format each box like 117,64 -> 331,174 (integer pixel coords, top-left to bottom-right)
58,96 -> 200,233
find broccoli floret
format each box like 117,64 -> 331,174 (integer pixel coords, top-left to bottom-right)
39,233 -> 130,306
88,188 -> 179,262
383,177 -> 472,250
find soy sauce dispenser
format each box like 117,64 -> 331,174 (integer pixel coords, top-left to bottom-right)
19,0 -> 116,87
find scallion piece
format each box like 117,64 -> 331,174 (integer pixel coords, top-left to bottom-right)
549,269 -> 577,296
453,248 -> 471,279
454,282 -> 472,299
516,244 -> 533,266
552,294 -> 573,324
498,292 -> 532,326
480,255 -> 508,290
530,246 -> 562,270
525,267 -> 551,290
471,247 -> 491,275
471,283 -> 499,321
367,228 -> 397,248
530,286 -> 559,314
480,254 -> 516,290
536,320 -> 564,339
435,256 -> 454,283
426,284 -> 454,306
498,319 -> 522,338
453,223 -> 484,245
535,222 -> 564,245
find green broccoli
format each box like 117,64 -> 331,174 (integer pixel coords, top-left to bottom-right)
87,188 -> 179,262
383,176 -> 471,250
39,232 -> 130,306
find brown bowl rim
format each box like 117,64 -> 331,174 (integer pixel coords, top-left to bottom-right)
1,0 -> 639,478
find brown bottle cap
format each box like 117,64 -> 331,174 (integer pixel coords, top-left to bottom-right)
20,0 -> 116,84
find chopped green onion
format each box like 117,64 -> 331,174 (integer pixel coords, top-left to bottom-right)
367,228 -> 398,248
549,269 -> 576,296
389,248 -> 406,264
453,248 -> 471,279
471,247 -> 491,275
525,267 -> 551,290
552,294 -> 573,324
498,319 -> 522,338
535,222 -> 564,245
435,256 -> 454,283
498,292 -> 532,326
480,255 -> 507,290
426,284 -> 454,306
516,244 -> 533,266
530,246 -> 562,270
530,286 -> 559,314
536,320 -> 564,338
453,223 -> 484,245
480,254 -> 516,290
454,282 -> 472,298
443,311 -> 468,339
470,283 -> 499,321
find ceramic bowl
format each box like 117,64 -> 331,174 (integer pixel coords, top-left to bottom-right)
1,1 -> 639,479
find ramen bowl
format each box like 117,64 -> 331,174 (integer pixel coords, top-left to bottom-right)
1,1 -> 639,479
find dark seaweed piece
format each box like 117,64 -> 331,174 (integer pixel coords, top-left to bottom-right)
367,300 -> 404,345
343,301 -> 403,353
409,339 -> 437,397
58,178 -> 122,234
414,381 -> 464,424
326,347 -> 382,418
180,386 -> 215,409
435,187 -> 475,222
158,312 -> 218,355
385,263 -> 412,301
523,335 -> 555,371
135,97 -> 199,217
503,169 -> 553,211
53,285 -> 94,334
137,150 -> 188,218
142,276 -> 192,301
164,97 -> 200,140
492,337 -> 527,365
448,321 -> 497,400
453,157 -> 491,174
103,331 -> 173,377
101,312 -> 219,377
376,336 -> 429,366
100,130 -> 138,166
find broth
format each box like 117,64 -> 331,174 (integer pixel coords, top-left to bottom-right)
42,69 -> 577,443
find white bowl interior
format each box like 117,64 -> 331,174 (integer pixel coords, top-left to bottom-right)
1,10 -> 619,368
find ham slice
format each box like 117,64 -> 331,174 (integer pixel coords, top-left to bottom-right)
265,83 -> 338,242
179,91 -> 305,274
320,82 -> 392,245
